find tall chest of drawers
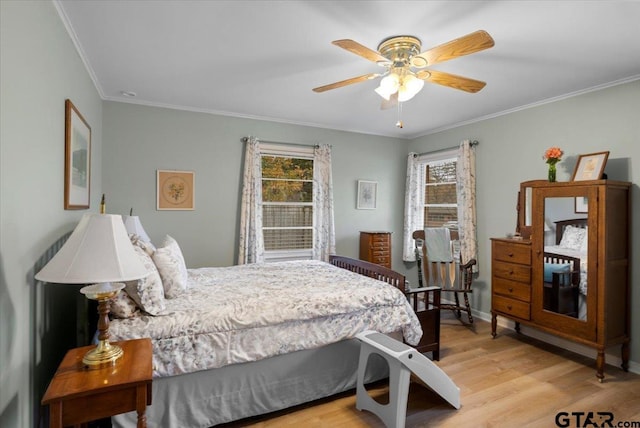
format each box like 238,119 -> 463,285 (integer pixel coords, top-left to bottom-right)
490,238 -> 532,334
359,231 -> 392,269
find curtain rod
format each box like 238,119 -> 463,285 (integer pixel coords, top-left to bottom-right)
413,140 -> 479,157
241,137 -> 320,148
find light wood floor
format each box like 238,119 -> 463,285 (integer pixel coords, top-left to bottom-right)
225,313 -> 640,427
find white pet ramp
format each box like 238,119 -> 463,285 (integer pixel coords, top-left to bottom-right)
355,330 -> 460,428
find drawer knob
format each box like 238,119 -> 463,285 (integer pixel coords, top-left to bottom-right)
508,287 -> 514,293
508,252 -> 514,258
507,305 -> 513,310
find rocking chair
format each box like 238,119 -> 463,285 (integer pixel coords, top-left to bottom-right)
413,229 -> 477,324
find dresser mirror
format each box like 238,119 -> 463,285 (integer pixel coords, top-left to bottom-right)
539,195 -> 588,321
529,182 -> 597,340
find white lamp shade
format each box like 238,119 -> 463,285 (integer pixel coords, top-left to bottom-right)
123,215 -> 151,243
35,213 -> 148,284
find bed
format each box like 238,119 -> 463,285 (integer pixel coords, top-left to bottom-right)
543,218 -> 587,319
107,238 -> 422,428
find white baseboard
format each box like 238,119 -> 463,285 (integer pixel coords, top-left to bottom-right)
469,308 -> 639,375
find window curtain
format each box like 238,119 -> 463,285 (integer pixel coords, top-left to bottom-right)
457,140 -> 478,271
402,153 -> 424,261
238,137 -> 265,264
312,144 -> 336,261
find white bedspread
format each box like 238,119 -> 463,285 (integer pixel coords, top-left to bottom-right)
110,260 -> 422,378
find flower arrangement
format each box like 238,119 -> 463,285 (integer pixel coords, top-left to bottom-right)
543,147 -> 563,182
543,147 -> 563,165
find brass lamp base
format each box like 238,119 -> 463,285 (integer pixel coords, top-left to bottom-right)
80,282 -> 126,367
83,340 -> 124,366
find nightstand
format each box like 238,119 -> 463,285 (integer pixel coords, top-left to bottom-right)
42,338 -> 153,428
405,286 -> 441,360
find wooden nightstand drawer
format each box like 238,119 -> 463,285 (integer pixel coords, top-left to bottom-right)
492,240 -> 531,265
493,295 -> 530,320
493,277 -> 530,302
493,260 -> 531,283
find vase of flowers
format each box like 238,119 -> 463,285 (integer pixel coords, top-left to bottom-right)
543,147 -> 563,182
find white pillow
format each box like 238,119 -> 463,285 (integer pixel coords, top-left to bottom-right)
152,235 -> 188,299
559,225 -> 586,251
125,245 -> 166,315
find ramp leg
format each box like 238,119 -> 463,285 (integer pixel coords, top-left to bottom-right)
356,340 -> 410,428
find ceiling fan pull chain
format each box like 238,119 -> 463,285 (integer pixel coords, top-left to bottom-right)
396,102 -> 404,128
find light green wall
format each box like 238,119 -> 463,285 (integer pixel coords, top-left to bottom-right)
102,101 -> 407,268
0,1 -> 103,427
408,79 -> 640,366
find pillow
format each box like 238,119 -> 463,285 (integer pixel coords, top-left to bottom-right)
110,287 -> 140,319
543,262 -> 571,283
129,233 -> 156,255
559,225 -> 586,251
125,245 -> 166,315
579,226 -> 588,253
152,235 -> 188,299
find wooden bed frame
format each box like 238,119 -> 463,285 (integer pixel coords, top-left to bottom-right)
329,255 -> 406,291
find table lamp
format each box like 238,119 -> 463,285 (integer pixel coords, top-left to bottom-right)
35,213 -> 148,366
123,210 -> 151,243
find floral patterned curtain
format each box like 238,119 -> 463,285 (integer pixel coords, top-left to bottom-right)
312,144 -> 336,261
238,137 -> 265,264
457,140 -> 478,272
402,153 -> 424,261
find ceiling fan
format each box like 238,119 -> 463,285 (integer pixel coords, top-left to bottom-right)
313,30 -> 495,108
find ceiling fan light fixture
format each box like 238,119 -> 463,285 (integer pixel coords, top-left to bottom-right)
397,73 -> 424,102
374,73 -> 400,100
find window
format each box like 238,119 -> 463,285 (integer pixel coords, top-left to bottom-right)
423,157 -> 458,232
261,146 -> 314,261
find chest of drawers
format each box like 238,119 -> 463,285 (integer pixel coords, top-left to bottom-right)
359,231 -> 391,269
491,238 -> 532,326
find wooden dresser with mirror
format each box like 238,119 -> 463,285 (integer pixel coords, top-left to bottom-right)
491,179 -> 631,381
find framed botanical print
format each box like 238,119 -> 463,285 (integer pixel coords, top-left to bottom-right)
64,99 -> 91,209
157,170 -> 195,210
357,180 -> 377,210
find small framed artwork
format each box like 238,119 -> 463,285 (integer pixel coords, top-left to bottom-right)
571,151 -> 609,181
157,170 -> 195,210
575,196 -> 588,214
357,180 -> 377,210
64,99 -> 92,209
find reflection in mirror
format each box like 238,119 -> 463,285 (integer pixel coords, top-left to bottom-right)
541,196 -> 588,321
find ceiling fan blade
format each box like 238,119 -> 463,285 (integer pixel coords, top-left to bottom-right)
417,69 -> 487,93
411,30 -> 494,68
332,39 -> 390,64
380,92 -> 398,110
312,73 -> 380,93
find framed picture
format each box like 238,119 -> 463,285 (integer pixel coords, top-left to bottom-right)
64,100 -> 91,210
571,151 -> 609,181
357,180 -> 377,210
575,196 -> 588,214
157,170 -> 195,210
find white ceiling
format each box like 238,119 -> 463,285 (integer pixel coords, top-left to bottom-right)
55,1 -> 640,139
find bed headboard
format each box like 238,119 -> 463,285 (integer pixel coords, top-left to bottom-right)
554,218 -> 587,245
